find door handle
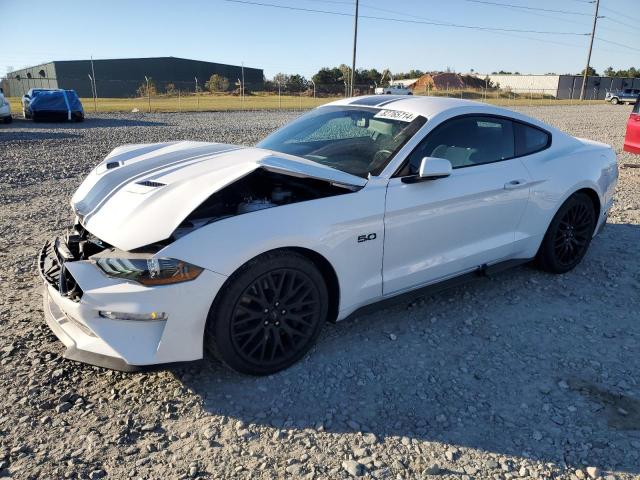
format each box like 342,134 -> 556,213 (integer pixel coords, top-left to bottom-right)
504,179 -> 528,190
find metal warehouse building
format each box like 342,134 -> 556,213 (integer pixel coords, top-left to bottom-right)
3,57 -> 263,97
483,74 -> 640,100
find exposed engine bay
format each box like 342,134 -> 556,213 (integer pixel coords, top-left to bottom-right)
43,167 -> 361,292
172,168 -> 360,240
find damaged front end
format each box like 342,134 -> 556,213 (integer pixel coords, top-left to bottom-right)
37,222 -> 225,370
38,225 -> 110,303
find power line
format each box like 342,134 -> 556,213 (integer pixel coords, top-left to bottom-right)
405,0 -> 634,38
596,37 -> 640,53
463,0 -> 592,16
600,15 -> 636,31
221,0 -> 589,35
600,6 -> 640,24
308,0 -> 637,55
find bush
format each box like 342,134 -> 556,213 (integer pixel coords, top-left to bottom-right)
165,83 -> 177,96
205,74 -> 230,93
136,80 -> 157,97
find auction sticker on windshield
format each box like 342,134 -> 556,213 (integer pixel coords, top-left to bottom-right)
374,110 -> 418,122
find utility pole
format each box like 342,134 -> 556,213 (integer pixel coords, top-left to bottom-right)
580,0 -> 600,101
195,77 -> 199,111
88,74 -> 97,113
90,56 -> 98,112
241,61 -> 245,105
145,76 -> 151,113
277,81 -> 281,109
350,0 -> 359,97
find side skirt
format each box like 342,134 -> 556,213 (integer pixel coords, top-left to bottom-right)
342,258 -> 532,322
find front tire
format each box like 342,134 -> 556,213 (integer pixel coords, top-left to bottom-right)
536,192 -> 596,274
611,97 -> 619,105
206,251 -> 328,375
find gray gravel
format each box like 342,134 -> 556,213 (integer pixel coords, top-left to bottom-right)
0,104 -> 639,480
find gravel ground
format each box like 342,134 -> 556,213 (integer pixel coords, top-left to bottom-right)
0,105 -> 639,480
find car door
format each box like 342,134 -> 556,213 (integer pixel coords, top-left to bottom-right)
382,115 -> 532,295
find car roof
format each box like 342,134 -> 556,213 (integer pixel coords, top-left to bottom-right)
323,95 -> 564,136
324,95 -> 504,119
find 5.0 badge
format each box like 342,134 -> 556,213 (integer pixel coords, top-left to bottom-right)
357,233 -> 377,243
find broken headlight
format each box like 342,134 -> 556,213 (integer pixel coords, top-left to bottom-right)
95,257 -> 203,286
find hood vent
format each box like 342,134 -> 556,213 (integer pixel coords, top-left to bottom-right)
136,180 -> 166,188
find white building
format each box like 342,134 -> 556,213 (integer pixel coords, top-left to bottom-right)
483,74 -> 560,96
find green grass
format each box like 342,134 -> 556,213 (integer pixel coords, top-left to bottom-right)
6,90 -> 604,114
7,93 -> 330,114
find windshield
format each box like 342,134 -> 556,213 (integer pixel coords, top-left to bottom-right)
257,106 -> 426,177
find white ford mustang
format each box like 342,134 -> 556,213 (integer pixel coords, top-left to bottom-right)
39,96 -> 618,374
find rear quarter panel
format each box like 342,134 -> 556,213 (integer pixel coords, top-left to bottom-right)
516,134 -> 617,258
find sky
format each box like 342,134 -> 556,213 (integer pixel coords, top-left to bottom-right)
1,0 -> 638,79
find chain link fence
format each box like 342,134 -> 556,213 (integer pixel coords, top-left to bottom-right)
0,75 -> 613,114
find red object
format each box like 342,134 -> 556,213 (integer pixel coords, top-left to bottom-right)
623,97 -> 640,154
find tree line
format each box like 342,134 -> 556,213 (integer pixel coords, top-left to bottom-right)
136,65 -> 640,97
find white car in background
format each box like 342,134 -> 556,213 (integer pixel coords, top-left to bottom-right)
39,96 -> 618,375
375,84 -> 413,95
0,90 -> 12,123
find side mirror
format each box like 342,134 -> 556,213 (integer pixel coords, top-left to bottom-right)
402,157 -> 452,183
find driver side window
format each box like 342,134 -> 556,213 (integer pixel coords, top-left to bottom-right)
403,116 -> 515,175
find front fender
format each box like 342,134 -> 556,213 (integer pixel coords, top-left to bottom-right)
160,182 -> 387,317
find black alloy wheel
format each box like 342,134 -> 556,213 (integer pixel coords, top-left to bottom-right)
230,268 -> 320,367
207,251 -> 328,375
537,192 -> 596,273
553,201 -> 593,267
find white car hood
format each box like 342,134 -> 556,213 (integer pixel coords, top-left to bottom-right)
72,141 -> 366,251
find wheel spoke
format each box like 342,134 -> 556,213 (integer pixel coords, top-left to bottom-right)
270,331 -> 284,361
236,303 -> 264,316
285,313 -> 316,328
282,321 -> 311,340
287,298 -> 316,311
236,325 -> 263,350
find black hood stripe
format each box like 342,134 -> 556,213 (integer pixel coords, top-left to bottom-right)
349,95 -> 409,107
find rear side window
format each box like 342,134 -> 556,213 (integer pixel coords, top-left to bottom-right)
514,123 -> 550,156
403,115 -> 515,172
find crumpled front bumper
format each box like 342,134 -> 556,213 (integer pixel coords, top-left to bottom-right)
38,239 -> 227,371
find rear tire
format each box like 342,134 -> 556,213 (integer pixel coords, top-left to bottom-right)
205,250 -> 328,375
536,192 -> 596,274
